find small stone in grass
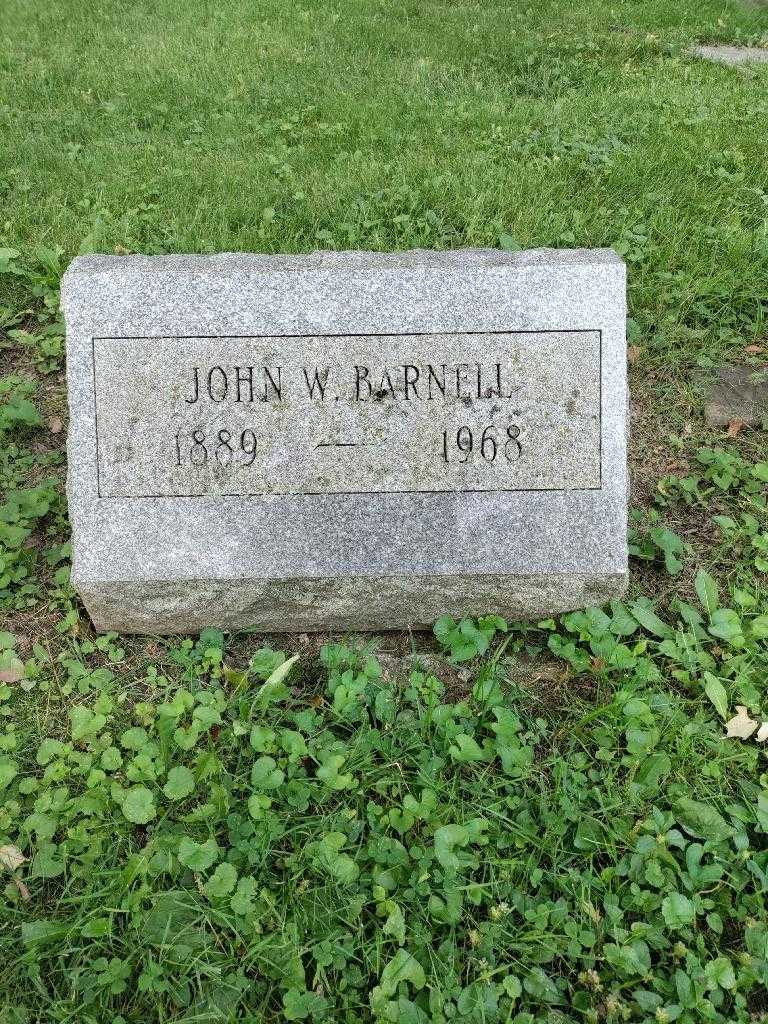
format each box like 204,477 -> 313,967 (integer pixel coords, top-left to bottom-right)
705,365 -> 768,428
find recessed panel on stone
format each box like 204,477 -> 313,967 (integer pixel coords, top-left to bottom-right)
92,330 -> 601,499
63,248 -> 628,634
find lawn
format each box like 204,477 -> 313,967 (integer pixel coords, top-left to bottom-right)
1,0 -> 768,1021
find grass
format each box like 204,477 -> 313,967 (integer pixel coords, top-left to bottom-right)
2,0 -> 768,430
2,568 -> 768,1022
1,0 -> 768,1020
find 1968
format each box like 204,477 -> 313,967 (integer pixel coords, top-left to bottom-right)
441,424 -> 522,464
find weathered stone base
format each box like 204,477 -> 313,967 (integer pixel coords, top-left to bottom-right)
77,572 -> 628,634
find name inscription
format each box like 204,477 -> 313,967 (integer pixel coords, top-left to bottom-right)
181,361 -> 521,406
92,331 -> 601,497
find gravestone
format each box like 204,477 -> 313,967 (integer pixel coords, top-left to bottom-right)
62,248 -> 628,633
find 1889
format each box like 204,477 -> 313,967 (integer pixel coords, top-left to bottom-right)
175,428 -> 258,467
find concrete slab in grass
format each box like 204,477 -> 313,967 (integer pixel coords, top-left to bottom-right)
691,45 -> 768,66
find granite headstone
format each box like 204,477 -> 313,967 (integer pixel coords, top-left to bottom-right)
62,248 -> 628,633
